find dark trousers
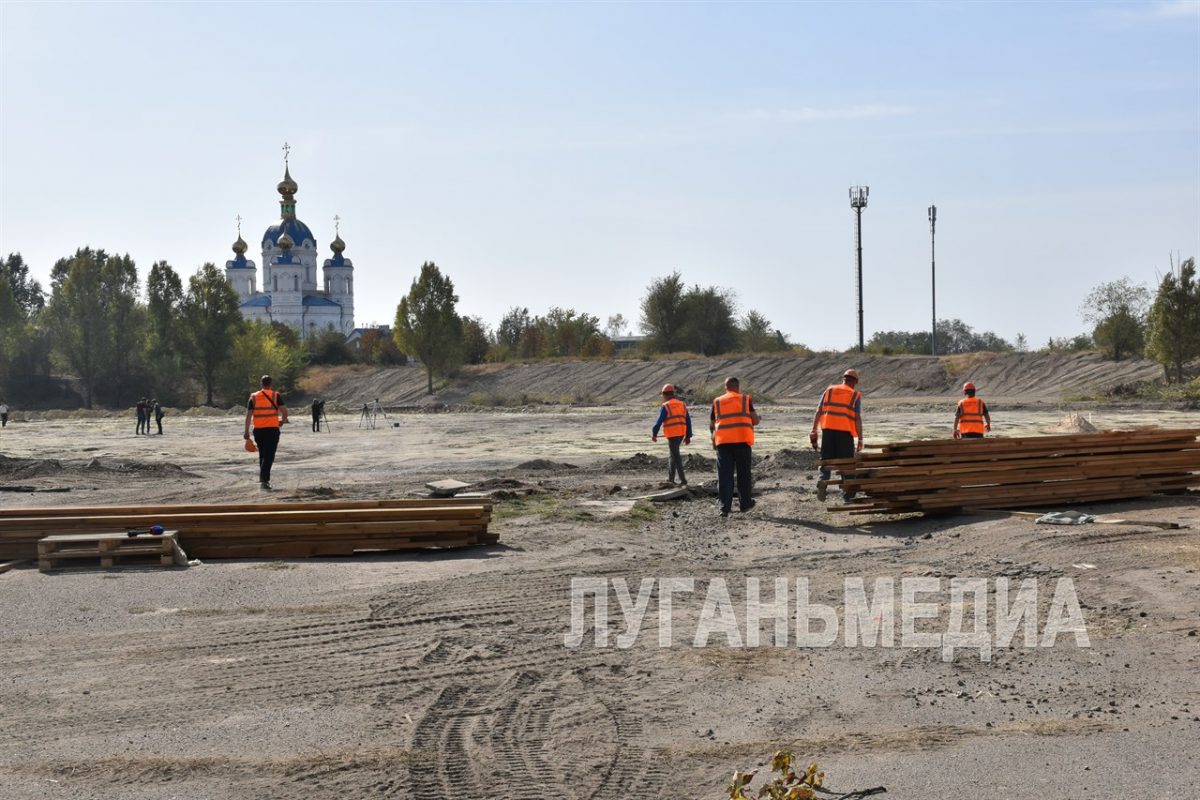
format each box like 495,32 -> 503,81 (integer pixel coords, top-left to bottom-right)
667,436 -> 687,484
818,429 -> 855,481
312,413 -> 320,432
716,443 -> 753,512
155,417 -> 163,435
136,413 -> 145,434
961,432 -> 983,439
1,414 -> 7,428
253,426 -> 281,485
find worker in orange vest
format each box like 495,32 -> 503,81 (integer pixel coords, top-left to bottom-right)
243,374 -> 289,490
709,377 -> 760,516
810,368 -> 864,502
651,383 -> 692,485
954,381 -> 991,439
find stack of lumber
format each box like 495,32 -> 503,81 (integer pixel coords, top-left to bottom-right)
0,498 -> 495,561
822,428 -> 1200,515
38,530 -> 180,572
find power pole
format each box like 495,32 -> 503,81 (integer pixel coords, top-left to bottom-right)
850,186 -> 869,352
928,204 -> 937,356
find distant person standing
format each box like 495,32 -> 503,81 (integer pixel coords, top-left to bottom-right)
135,398 -> 147,435
0,400 -> 8,428
651,384 -> 692,485
244,375 -> 288,490
954,381 -> 991,439
153,400 -> 165,435
811,369 -> 864,502
709,376 -> 760,516
311,399 -> 324,432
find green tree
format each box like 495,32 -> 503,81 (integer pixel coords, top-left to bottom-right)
356,328 -> 407,365
461,315 -> 491,365
44,248 -> 139,408
1081,277 -> 1150,361
395,262 -> 463,394
679,285 -> 739,355
1,253 -> 45,316
739,309 -> 786,353
183,262 -> 243,405
219,321 -> 304,404
1146,256 -> 1200,383
639,272 -> 687,353
304,326 -> 354,365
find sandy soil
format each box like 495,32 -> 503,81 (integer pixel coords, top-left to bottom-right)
302,352 -> 1168,408
1,405 -> 1198,799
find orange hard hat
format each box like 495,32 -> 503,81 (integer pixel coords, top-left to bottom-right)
244,438 -> 257,453
963,381 -> 976,392
661,384 -> 675,395
843,369 -> 859,381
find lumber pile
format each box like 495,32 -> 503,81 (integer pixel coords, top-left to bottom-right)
822,428 -> 1200,515
0,498 -> 495,561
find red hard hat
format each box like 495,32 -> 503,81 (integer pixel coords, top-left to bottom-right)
843,369 -> 859,381
244,438 -> 257,453
963,381 -> 976,392
661,384 -> 675,394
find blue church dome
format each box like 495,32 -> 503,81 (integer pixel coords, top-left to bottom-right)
263,218 -> 315,248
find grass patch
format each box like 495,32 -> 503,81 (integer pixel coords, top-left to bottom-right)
625,500 -> 660,524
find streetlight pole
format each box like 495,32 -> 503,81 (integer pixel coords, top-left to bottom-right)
928,204 -> 937,357
850,186 -> 869,352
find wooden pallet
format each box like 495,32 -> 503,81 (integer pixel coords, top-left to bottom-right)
38,530 -> 179,572
819,428 -> 1200,516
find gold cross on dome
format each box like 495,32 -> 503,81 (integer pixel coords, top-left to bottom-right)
282,142 -> 291,166
235,214 -> 242,235
334,214 -> 341,235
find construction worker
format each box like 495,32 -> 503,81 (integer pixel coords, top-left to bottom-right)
810,369 -> 864,502
651,384 -> 692,485
709,376 -> 760,516
243,374 -> 288,490
954,381 -> 991,439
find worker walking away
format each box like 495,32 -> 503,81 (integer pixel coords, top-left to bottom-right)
244,374 -> 288,490
954,381 -> 991,439
710,376 -> 760,516
153,400 -> 165,435
810,369 -> 864,502
651,384 -> 692,485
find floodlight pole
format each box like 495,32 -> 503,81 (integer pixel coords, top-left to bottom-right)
928,204 -> 937,356
850,186 -> 869,353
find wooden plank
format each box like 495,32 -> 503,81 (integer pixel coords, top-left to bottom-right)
0,497 -> 493,518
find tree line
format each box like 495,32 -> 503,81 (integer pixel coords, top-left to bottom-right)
0,249 -> 404,408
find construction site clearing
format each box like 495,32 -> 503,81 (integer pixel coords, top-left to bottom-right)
1,383 -> 1198,798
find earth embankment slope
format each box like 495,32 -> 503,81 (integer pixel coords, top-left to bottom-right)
305,352 -> 1163,408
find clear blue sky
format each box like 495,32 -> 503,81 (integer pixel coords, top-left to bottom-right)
2,0 -> 1197,350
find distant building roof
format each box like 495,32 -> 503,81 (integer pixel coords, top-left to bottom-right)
302,294 -> 341,307
241,294 -> 272,308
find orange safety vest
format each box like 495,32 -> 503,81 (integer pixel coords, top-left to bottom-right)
817,384 -> 861,436
250,389 -> 283,429
661,397 -> 688,439
712,391 -> 754,446
958,396 -> 986,435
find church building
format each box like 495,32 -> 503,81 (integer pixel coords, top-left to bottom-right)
224,158 -> 355,337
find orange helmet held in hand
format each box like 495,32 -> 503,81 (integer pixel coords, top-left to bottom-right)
244,438 -> 257,453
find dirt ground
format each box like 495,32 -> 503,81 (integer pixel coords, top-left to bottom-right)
1,402 -> 1199,799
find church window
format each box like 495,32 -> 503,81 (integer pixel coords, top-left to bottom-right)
273,275 -> 278,292
293,275 -> 299,292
